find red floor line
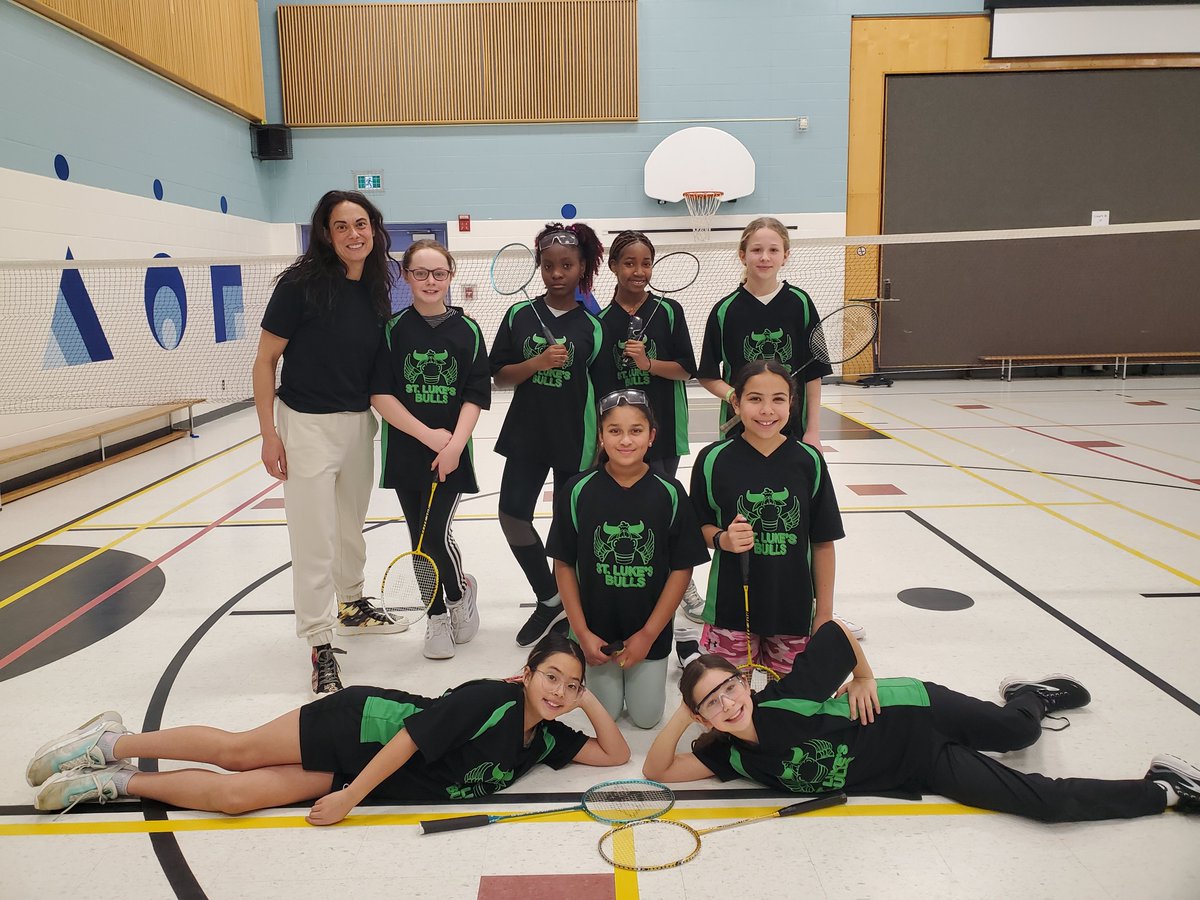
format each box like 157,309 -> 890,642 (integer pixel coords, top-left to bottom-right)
0,481 -> 281,672
1018,426 -> 1199,485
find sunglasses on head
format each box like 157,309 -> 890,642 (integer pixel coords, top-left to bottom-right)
599,389 -> 649,414
538,230 -> 580,251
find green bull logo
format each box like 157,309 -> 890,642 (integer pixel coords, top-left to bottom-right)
523,334 -> 574,387
743,328 -> 793,364
446,760 -> 516,799
737,486 -> 802,556
778,739 -> 853,793
593,520 -> 655,588
403,349 -> 458,404
613,337 -> 657,387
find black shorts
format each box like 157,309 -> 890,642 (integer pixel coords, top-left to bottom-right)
299,685 -> 431,795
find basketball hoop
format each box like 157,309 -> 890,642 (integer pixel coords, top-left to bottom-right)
682,190 -> 724,241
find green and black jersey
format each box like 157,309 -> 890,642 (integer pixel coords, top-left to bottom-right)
371,306 -> 491,493
593,295 -> 697,462
489,297 -> 604,471
692,623 -> 933,795
546,468 -> 709,660
300,681 -> 588,803
689,436 -> 844,637
696,281 -> 831,429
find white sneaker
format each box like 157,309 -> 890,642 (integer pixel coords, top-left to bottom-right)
424,613 -> 456,659
26,712 -> 129,787
681,580 -> 706,623
448,574 -> 480,644
835,613 -> 866,641
35,763 -> 137,812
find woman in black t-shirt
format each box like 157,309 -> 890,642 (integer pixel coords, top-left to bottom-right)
253,190 -> 399,697
643,621 -> 1199,822
29,634 -> 630,822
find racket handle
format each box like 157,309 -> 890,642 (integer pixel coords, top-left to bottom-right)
739,550 -> 750,585
601,640 -> 624,655
420,814 -> 493,834
776,793 -> 848,818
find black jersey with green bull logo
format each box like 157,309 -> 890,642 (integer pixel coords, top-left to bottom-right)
347,680 -> 588,802
371,307 -> 491,493
546,468 -> 709,660
593,296 -> 697,462
697,281 -> 831,430
692,623 -> 933,795
690,436 -> 844,637
490,297 -> 604,471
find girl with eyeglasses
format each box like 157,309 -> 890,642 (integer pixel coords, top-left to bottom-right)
643,623 -> 1200,823
546,390 -> 709,728
490,222 -> 606,649
370,240 -> 491,660
689,360 -> 844,677
29,633 -> 630,823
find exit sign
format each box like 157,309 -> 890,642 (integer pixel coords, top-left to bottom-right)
354,172 -> 383,191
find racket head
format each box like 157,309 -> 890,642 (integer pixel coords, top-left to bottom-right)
648,250 -> 700,295
490,242 -> 537,296
598,819 -> 701,871
380,549 -> 440,620
579,778 -> 675,825
809,302 -> 878,365
739,662 -> 781,692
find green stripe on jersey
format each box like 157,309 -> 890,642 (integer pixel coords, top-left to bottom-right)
713,291 -> 740,382
651,474 -> 680,526
360,696 -> 423,744
536,730 -> 557,763
796,440 -> 822,497
728,744 -> 750,780
786,285 -> 812,327
701,439 -> 734,517
569,470 -> 600,533
759,678 -> 930,718
471,700 -> 517,740
464,315 -> 483,361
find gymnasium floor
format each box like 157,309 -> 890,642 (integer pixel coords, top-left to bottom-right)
1,376 -> 1198,899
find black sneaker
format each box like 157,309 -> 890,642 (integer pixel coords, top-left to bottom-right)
998,673 -> 1091,715
516,603 -> 567,647
675,640 -> 701,670
1146,754 -> 1200,812
311,644 -> 345,696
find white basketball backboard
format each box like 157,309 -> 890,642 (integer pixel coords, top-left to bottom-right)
644,127 -> 756,203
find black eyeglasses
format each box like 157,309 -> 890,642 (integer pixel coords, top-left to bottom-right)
538,231 -> 580,251
599,389 -> 649,414
405,267 -> 451,282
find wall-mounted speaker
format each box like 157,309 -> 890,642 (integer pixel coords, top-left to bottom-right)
251,124 -> 292,161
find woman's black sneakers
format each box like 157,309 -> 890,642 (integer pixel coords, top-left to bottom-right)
999,674 -> 1091,715
1146,754 -> 1200,812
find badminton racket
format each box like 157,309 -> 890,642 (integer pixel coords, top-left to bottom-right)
598,792 -> 847,871
720,302 -> 878,435
638,250 -> 700,333
420,778 -> 674,834
380,479 -> 440,626
738,549 -> 780,691
490,242 -> 558,343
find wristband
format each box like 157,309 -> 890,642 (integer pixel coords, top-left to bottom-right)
724,388 -> 735,403
711,529 -> 725,551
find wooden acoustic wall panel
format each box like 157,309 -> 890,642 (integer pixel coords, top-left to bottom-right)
278,1 -> 638,126
14,0 -> 266,121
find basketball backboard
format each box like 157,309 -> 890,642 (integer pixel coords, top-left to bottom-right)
644,127 -> 755,203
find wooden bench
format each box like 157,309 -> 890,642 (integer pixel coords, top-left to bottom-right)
979,353 -> 1200,382
0,402 -> 197,506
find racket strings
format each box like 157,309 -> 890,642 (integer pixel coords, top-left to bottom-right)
491,244 -> 536,295
647,251 -> 700,295
811,303 -> 878,364
599,820 -> 702,871
583,785 -> 675,823
740,663 -> 780,692
382,551 -> 439,612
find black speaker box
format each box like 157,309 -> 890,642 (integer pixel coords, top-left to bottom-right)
251,124 -> 292,161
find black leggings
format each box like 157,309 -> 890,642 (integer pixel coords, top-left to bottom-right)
395,485 -> 463,616
921,683 -> 1166,822
498,456 -> 578,603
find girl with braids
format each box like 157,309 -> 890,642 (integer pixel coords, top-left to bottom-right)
253,190 -> 398,697
489,222 -> 606,648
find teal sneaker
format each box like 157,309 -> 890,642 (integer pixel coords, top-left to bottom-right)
26,711 -> 129,787
35,763 -> 137,812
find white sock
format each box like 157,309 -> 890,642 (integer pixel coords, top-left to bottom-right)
542,593 -> 562,608
97,731 -> 125,763
110,766 -> 135,796
1155,780 -> 1179,807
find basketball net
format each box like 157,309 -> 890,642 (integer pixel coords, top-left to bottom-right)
683,190 -> 723,241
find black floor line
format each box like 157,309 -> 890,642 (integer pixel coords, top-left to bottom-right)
228,609 -> 293,615
1140,592 -> 1200,599
905,510 -> 1200,717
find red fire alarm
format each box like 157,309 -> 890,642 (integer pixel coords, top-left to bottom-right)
458,214 -> 471,232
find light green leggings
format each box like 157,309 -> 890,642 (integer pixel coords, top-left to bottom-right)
585,656 -> 669,729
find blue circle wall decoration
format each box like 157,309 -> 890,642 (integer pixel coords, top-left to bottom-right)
153,179 -> 164,200
561,203 -> 577,219
54,154 -> 70,180
220,196 -> 228,214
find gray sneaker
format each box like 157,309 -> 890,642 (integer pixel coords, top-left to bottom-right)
26,712 -> 129,787
448,574 -> 480,644
834,613 -> 866,641
35,763 -> 137,812
681,580 -> 706,623
424,613 -> 456,659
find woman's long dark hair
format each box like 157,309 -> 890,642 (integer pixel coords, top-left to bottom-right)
680,654 -> 742,752
277,190 -> 394,319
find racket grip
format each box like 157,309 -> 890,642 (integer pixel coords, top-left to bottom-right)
776,793 -> 848,818
739,551 -> 750,585
601,640 -> 624,655
420,814 -> 493,834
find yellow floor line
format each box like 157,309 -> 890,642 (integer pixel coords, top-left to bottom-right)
844,403 -> 1200,586
0,802 -> 988,838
